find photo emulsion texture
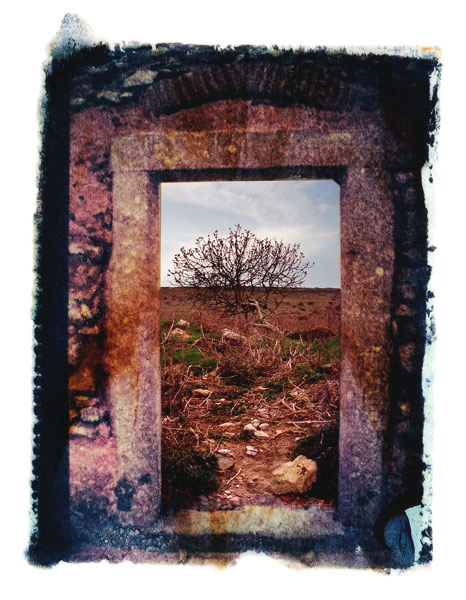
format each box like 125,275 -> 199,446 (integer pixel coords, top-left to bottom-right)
32,37 -> 439,568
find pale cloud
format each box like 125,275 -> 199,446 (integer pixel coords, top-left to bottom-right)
161,181 -> 340,287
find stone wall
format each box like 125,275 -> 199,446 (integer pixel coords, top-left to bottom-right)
35,45 -> 439,557
67,46 -> 434,388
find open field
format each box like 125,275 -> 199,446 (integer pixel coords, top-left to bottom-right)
160,287 -> 341,513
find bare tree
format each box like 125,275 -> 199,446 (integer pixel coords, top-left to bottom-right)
168,225 -> 312,321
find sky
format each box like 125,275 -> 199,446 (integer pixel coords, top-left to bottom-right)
161,180 -> 340,288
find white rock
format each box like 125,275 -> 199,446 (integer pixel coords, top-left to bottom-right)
251,419 -> 260,428
259,423 -> 270,430
217,448 -> 234,456
245,446 -> 258,456
219,422 -> 235,428
243,423 -> 257,433
170,327 -> 189,339
254,430 -> 269,440
177,319 -> 190,327
271,455 -> 318,495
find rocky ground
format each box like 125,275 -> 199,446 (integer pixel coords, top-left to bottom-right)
160,288 -> 341,513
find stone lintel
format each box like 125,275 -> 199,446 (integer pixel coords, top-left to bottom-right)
111,129 -> 385,173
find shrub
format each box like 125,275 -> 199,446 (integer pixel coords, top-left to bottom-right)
162,446 -> 219,510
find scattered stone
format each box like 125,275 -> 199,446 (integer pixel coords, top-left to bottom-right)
69,422 -> 99,440
215,455 -> 235,471
245,445 -> 258,456
80,405 -> 105,424
259,422 -> 270,430
176,319 -> 190,327
270,455 -> 318,495
193,388 -> 212,396
251,419 -> 260,428
243,423 -> 257,434
216,448 -> 234,456
97,90 -> 121,103
253,430 -> 269,440
123,68 -> 158,87
219,422 -> 235,428
69,302 -> 93,324
74,395 -> 100,409
169,327 -> 189,339
222,328 -> 243,341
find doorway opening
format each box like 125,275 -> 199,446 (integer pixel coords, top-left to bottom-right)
160,179 -> 341,513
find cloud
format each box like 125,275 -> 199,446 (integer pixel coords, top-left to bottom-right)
161,181 -> 340,287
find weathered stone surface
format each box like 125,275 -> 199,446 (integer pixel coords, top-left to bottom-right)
80,405 -> 106,424
215,456 -> 235,471
70,422 -> 99,440
123,68 -> 158,87
73,395 -> 100,409
270,455 -> 318,495
62,46 -> 436,533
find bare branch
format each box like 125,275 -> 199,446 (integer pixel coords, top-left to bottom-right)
168,225 -> 313,316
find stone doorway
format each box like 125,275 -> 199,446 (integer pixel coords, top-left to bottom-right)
33,45 -> 437,565
106,127 -> 395,529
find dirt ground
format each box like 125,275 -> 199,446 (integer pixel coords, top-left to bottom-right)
165,383 -> 338,511
160,287 -> 340,512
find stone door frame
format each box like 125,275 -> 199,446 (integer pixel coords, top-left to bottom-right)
106,127 -> 395,529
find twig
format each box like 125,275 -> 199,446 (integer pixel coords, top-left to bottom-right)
223,468 -> 242,489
